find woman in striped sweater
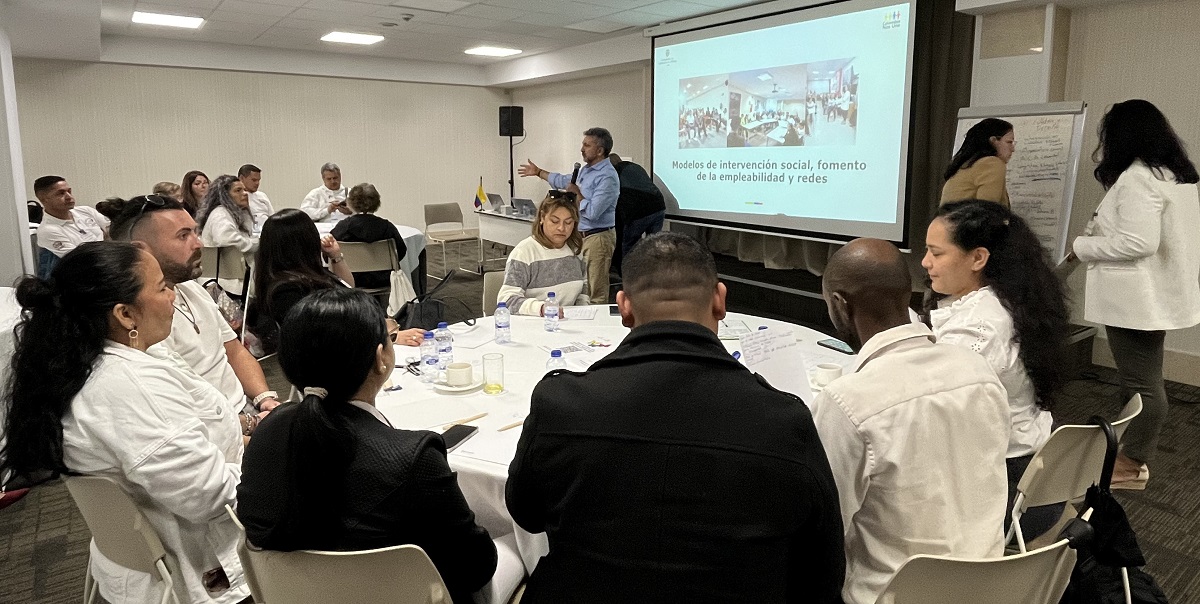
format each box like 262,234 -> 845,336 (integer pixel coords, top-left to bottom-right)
499,193 -> 590,316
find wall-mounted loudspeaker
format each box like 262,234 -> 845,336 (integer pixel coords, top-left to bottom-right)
499,106 -> 524,137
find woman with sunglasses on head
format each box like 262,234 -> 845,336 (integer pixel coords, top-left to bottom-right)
237,288 -> 501,604
0,241 -> 248,604
498,193 -> 590,316
1066,99 -> 1200,490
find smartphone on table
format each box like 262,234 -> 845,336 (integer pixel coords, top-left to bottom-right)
441,424 -> 479,452
817,338 -> 854,355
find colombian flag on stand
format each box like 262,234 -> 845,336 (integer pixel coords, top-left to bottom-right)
474,177 -> 487,209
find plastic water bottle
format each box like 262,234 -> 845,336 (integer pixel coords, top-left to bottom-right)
435,322 -> 454,370
544,292 -> 559,332
419,331 -> 437,383
494,302 -> 511,344
546,349 -> 567,372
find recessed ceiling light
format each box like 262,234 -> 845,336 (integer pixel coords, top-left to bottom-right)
321,32 -> 385,45
131,11 -> 203,29
1029,46 -> 1044,52
465,46 -> 522,57
757,73 -> 772,81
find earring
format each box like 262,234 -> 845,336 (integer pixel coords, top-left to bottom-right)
128,327 -> 139,349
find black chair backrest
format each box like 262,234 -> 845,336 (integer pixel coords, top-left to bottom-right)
27,200 -> 43,224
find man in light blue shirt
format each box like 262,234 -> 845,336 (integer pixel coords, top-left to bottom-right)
519,127 -> 620,303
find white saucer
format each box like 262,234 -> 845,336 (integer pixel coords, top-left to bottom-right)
433,378 -> 485,393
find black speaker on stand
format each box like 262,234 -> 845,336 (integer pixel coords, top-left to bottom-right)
500,106 -> 524,200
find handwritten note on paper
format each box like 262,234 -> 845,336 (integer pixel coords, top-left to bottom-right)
739,327 -> 815,406
955,109 -> 1083,261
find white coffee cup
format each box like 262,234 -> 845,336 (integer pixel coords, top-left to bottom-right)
811,363 -> 843,388
445,362 -> 474,387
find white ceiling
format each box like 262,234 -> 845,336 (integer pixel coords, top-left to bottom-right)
96,0 -> 757,65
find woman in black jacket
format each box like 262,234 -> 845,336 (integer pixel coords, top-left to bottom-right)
237,288 -> 498,603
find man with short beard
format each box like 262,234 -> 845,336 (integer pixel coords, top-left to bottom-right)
111,195 -> 280,416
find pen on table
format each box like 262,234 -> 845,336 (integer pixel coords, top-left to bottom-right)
443,412 -> 487,430
497,419 -> 525,432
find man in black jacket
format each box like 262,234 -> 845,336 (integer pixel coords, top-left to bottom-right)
609,153 -> 666,275
507,232 -> 845,603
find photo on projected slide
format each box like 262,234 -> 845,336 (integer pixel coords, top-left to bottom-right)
676,59 -> 859,150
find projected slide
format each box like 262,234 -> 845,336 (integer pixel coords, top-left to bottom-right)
653,0 -> 915,242
677,60 -> 859,149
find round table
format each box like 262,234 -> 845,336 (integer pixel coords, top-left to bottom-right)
374,310 -> 857,576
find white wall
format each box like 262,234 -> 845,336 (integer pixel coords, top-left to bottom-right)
1062,0 -> 1200,383
13,59 -> 512,230
508,67 -> 648,203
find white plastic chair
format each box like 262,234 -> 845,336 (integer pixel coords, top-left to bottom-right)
225,506 -> 452,604
63,475 -> 181,604
482,271 -> 504,312
1006,394 -> 1143,553
424,202 -> 480,275
875,538 -> 1077,604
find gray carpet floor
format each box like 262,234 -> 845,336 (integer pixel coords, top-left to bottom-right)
3,242 -> 1198,602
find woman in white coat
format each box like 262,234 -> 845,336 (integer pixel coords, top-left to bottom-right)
198,174 -> 257,295
1068,99 -> 1200,490
0,241 -> 249,603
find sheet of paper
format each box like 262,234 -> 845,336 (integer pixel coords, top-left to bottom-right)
562,306 -> 601,320
739,327 -> 815,405
718,319 -> 751,340
448,322 -> 495,349
453,428 -> 523,466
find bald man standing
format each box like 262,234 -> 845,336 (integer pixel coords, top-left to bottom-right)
811,238 -> 1010,604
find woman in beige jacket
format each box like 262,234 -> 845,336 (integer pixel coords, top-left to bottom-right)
941,118 -> 1015,208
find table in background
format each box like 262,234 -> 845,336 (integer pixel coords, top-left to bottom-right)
476,210 -> 533,249
374,310 -> 857,575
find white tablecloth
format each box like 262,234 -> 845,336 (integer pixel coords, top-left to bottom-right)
374,310 -> 857,575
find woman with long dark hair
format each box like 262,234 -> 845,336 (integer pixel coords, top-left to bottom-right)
180,170 -> 209,216
1068,99 -> 1200,490
941,118 -> 1015,208
236,288 -> 498,603
251,208 -> 353,330
923,200 -> 1070,534
0,241 -> 247,603
197,174 -> 256,255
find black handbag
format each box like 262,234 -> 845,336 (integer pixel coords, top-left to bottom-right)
394,270 -> 476,331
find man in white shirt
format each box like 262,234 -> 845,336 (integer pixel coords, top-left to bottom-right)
238,163 -> 274,223
811,238 -> 1010,604
33,175 -> 109,257
300,162 -> 351,223
111,195 -> 281,416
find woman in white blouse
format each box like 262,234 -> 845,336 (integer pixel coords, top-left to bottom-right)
922,199 -> 1071,537
198,174 -> 256,255
198,174 -> 256,295
498,193 -> 590,316
0,241 -> 248,604
1067,100 -> 1200,490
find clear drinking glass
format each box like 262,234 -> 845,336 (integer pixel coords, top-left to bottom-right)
483,353 -> 504,395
